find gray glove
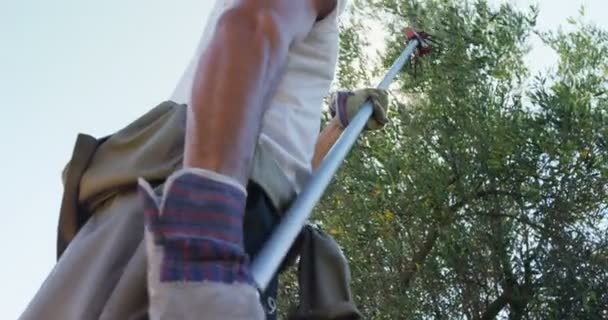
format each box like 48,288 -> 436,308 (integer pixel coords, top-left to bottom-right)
329,88 -> 389,130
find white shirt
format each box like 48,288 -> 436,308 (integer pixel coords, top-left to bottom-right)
171,0 -> 347,208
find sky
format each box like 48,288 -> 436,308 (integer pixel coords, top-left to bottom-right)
0,0 -> 606,318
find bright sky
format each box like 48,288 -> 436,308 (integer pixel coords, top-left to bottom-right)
0,0 -> 605,318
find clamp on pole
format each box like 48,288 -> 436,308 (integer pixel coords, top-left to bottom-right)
405,27 -> 433,58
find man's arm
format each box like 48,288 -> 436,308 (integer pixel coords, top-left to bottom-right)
184,0 -> 337,186
312,118 -> 343,170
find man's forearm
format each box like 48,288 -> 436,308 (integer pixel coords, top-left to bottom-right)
184,9 -> 290,185
312,118 -> 344,170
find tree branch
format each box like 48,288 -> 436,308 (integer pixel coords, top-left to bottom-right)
478,292 -> 510,320
450,188 -> 518,213
400,226 -> 440,288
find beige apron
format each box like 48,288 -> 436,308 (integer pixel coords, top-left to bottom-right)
20,101 -> 360,320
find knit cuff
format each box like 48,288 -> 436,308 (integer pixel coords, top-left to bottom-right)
139,169 -> 253,285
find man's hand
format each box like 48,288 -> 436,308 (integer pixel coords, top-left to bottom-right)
312,88 -> 390,169
329,88 -> 389,130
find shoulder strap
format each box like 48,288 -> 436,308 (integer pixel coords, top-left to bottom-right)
57,133 -> 107,259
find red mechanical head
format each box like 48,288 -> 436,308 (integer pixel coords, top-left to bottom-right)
405,27 -> 433,57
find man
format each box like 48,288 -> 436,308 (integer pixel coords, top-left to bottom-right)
138,87 -> 388,319
19,0 -> 389,319
141,0 -> 389,317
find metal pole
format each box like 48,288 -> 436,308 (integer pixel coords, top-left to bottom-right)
251,39 -> 421,291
